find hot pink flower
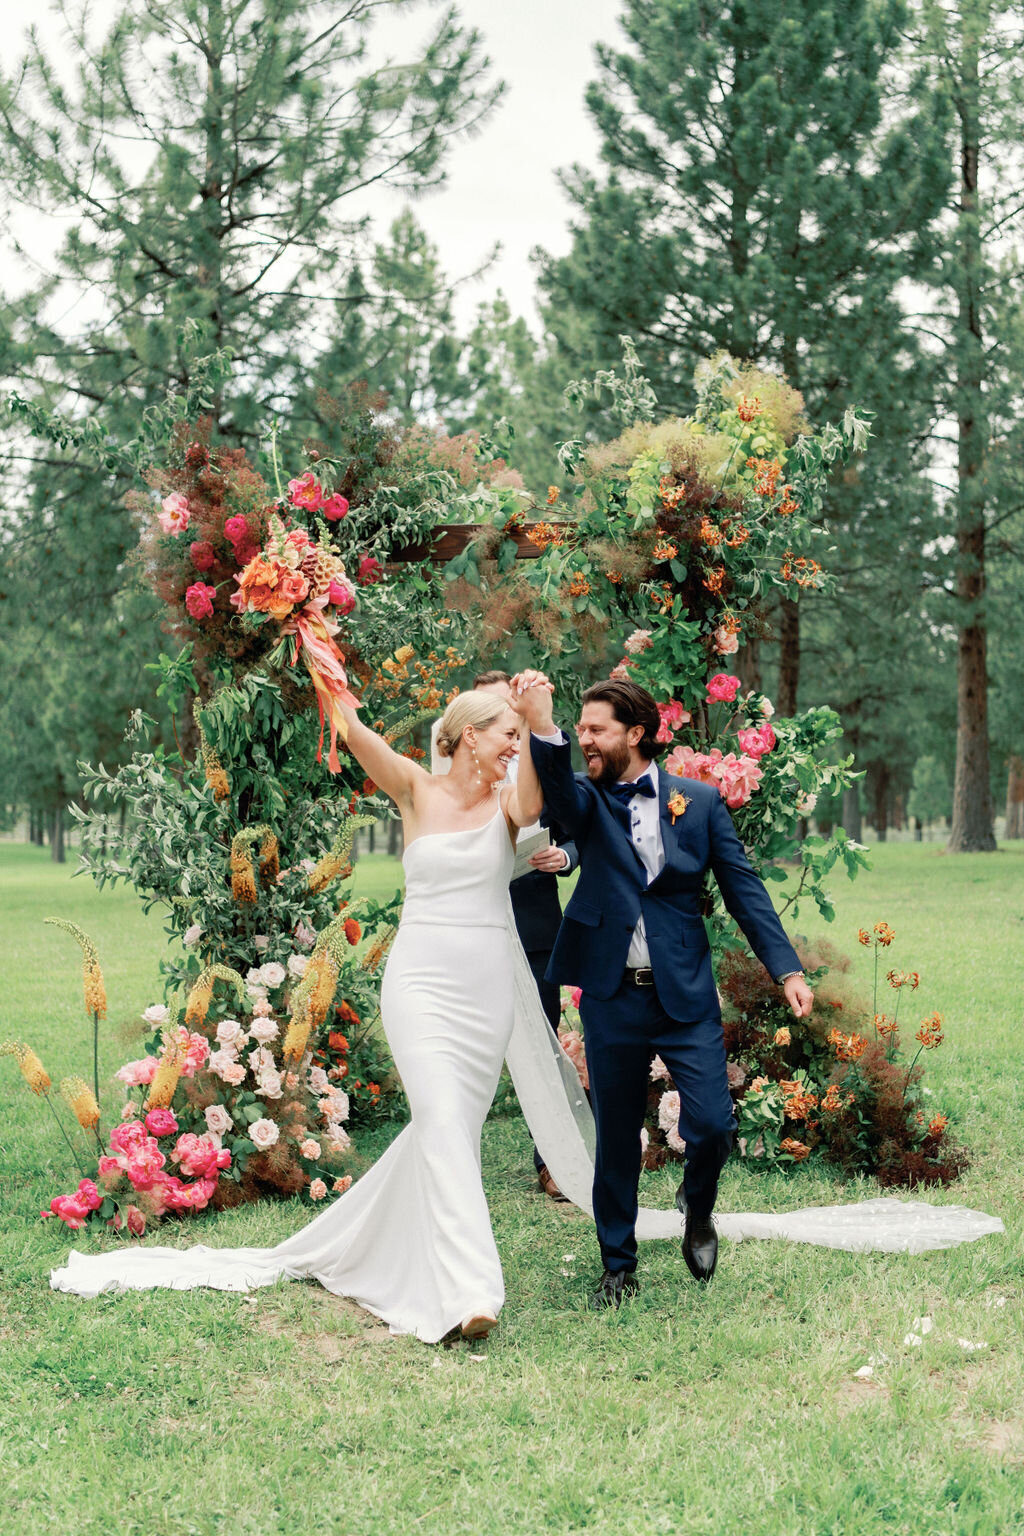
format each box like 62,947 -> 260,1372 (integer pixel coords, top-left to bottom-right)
97,1154 -> 126,1181
124,1139 -> 167,1190
708,751 -> 763,809
656,700 -> 692,743
124,1205 -> 146,1237
185,582 -> 217,620
110,1119 -> 148,1155
224,514 -> 250,546
288,473 -> 324,511
76,1179 -> 103,1211
737,722 -> 777,759
144,1107 -> 179,1138
706,673 -> 742,704
171,1131 -> 229,1180
569,986 -> 583,1010
157,492 -> 190,535
327,575 -> 356,615
190,540 -> 217,572
357,554 -> 382,586
322,493 -> 349,521
44,1194 -> 91,1228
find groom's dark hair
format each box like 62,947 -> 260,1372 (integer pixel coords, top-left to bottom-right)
581,679 -> 664,759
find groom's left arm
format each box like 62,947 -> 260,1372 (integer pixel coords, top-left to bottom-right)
707,794 -> 803,984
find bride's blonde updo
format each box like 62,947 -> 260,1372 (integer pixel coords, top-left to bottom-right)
435,691 -> 510,759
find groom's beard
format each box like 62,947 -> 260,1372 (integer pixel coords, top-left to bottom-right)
585,738 -> 631,786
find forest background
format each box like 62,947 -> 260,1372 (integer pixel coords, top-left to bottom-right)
1,0 -> 1023,856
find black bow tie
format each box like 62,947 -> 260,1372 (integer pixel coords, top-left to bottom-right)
607,777 -> 657,805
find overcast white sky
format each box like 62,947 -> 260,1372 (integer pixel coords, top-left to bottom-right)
2,0 -> 627,331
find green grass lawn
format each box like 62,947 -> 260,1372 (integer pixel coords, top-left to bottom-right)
2,840 -> 1023,1535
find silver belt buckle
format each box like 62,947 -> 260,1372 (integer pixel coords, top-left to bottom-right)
631,966 -> 654,987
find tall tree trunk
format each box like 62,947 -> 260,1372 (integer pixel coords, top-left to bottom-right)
777,597 -> 800,717
737,632 -> 762,692
387,816 -> 401,857
842,785 -> 863,841
51,802 -> 65,863
949,17 -> 996,852
1006,755 -> 1024,838
870,761 -> 890,841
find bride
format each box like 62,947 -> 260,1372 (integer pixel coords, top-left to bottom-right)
51,685 -> 548,1343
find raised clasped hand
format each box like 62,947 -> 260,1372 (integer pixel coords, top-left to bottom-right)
508,670 -> 555,730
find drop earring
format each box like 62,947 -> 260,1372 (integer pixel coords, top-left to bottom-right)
471,745 -> 485,783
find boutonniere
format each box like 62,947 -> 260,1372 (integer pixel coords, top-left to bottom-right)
668,790 -> 690,825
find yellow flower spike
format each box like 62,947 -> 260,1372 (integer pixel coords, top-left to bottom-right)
11,1041 -> 52,1095
308,816 -> 374,894
194,702 -> 231,802
362,925 -> 396,975
281,1001 -> 313,1066
44,918 -> 107,1019
60,1076 -> 101,1130
258,830 -> 279,886
308,951 -> 341,1030
393,645 -> 415,666
146,1031 -> 185,1111
230,843 -> 259,904
185,964 -> 246,1026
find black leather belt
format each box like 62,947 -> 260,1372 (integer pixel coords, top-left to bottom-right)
626,966 -> 655,988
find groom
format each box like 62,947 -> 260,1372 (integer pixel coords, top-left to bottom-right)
512,672 -> 813,1306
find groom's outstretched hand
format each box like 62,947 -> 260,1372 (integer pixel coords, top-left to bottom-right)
784,974 -> 814,1019
509,670 -> 556,733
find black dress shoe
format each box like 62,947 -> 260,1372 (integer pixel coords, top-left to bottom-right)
590,1268 -> 639,1310
676,1190 -> 718,1283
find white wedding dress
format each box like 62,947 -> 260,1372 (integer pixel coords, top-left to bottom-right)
51,798 -> 1003,1333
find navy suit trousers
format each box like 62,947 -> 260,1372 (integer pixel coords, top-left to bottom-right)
580,982 -> 737,1273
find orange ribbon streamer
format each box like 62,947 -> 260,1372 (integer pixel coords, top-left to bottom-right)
288,609 -> 360,773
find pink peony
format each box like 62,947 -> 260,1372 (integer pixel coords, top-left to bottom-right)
309,1067 -> 330,1095
656,700 -> 692,743
185,582 -> 217,620
190,540 -> 217,572
736,722 -> 777,759
157,492 -> 190,535
714,625 -> 739,655
711,751 -> 763,809
97,1155 -> 125,1181
309,1178 -> 328,1200
204,1103 -> 233,1136
706,673 -> 742,704
357,554 -> 382,586
327,575 -> 356,615
171,1132 -> 230,1180
76,1179 -> 103,1212
115,1056 -> 158,1087
569,986 -> 583,1010
124,1205 -> 146,1237
110,1119 -> 148,1155
251,997 -> 274,1017
44,1194 -> 91,1229
144,1107 -> 178,1138
288,472 -> 324,511
609,660 -> 632,681
124,1139 -> 167,1190
322,494 -> 349,521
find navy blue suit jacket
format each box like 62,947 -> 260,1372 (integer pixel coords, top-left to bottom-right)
509,813 -> 578,953
531,733 -> 801,1021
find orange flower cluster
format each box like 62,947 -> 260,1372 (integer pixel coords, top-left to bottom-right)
659,478 -> 686,511
702,566 -> 726,594
546,486 -> 560,506
343,918 -> 362,947
915,1014 -> 944,1050
736,395 -> 762,423
651,538 -> 678,562
782,1083 -> 819,1121
780,553 -> 822,588
607,569 -> 623,584
567,573 -> 592,597
780,1137 -> 811,1161
873,922 -> 896,946
328,1031 -> 350,1053
722,519 -> 749,548
819,1084 -> 854,1114
528,521 -> 565,550
649,581 -> 675,612
927,1113 -> 949,1137
699,516 -> 723,547
747,457 -> 783,497
827,1028 -> 867,1062
873,1013 -> 899,1039
857,929 -> 871,946
888,970 -> 920,990
777,486 -> 799,517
